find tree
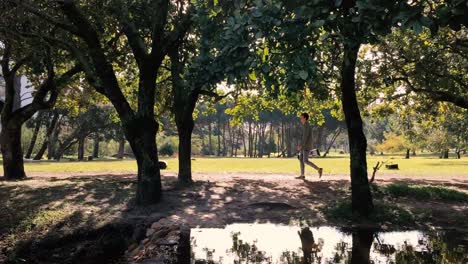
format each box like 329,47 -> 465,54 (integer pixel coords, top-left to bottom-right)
10,0 -> 194,204
373,27 -> 467,109
0,29 -> 80,179
244,0 -> 468,217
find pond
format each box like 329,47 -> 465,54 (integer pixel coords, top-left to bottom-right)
191,224 -> 467,264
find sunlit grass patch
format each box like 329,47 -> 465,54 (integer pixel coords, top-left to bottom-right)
20,156 -> 468,177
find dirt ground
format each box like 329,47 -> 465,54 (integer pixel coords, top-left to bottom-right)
1,172 -> 467,262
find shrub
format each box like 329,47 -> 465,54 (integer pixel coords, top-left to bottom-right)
159,142 -> 175,157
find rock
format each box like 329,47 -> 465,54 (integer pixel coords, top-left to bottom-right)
158,161 -> 167,170
150,222 -> 161,230
146,228 -> 156,237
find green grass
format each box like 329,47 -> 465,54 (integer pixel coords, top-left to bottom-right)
385,183 -> 468,202
322,200 -> 415,226
18,155 -> 468,177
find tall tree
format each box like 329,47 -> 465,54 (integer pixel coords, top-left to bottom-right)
230,0 -> 466,216
0,8 -> 80,180
11,0 -> 193,203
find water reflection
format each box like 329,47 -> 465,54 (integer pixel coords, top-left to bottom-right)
191,224 -> 467,263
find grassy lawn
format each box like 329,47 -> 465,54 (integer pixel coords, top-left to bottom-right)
18,154 -> 468,177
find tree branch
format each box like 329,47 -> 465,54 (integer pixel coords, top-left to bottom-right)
162,7 -> 193,56
150,0 -> 170,60
10,0 -> 83,36
199,90 -> 233,102
120,14 -> 149,68
13,64 -> 82,123
58,0 -> 135,120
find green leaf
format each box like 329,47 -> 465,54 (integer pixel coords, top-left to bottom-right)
214,0 -> 218,6
262,47 -> 269,62
299,70 -> 308,80
249,71 -> 257,81
313,19 -> 325,27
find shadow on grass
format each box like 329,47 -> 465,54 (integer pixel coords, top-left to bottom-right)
142,176 -> 352,228
0,175 -> 137,263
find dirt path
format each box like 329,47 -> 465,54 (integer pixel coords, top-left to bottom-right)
126,172 -> 468,230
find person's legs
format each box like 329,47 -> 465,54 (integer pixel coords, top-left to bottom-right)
303,149 -> 323,178
299,151 -> 305,176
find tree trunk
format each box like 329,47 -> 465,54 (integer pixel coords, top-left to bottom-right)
117,138 -> 125,159
253,125 -> 258,158
208,122 -> 213,155
351,230 -> 374,264
323,127 -> 342,157
125,118 -> 161,205
316,125 -> 324,150
77,136 -> 85,161
34,112 -> 59,161
217,121 -> 221,156
242,128 -> 247,157
286,124 -> 292,157
455,148 -> 461,159
340,42 -> 374,217
0,125 -> 26,180
176,112 -> 195,186
248,122 -> 253,157
25,116 -> 42,159
442,149 -> 449,159
55,138 -> 77,161
412,149 -> 416,156
93,133 -> 99,158
48,120 -> 61,160
222,122 -> 227,156
405,148 -> 410,159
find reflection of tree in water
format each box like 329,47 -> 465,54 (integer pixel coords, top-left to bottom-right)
230,231 -> 272,263
328,230 -> 374,264
192,229 -> 466,264
393,231 -> 467,264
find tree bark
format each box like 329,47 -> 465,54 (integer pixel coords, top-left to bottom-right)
208,122 -> 213,155
25,114 -> 43,159
117,138 -> 125,159
248,122 -> 253,157
93,133 -> 99,158
125,118 -> 161,205
340,42 -> 374,217
0,125 -> 26,180
48,120 -> 61,160
442,149 -> 449,159
323,127 -> 342,157
77,136 -> 85,161
222,122 -> 227,156
405,148 -> 410,159
34,112 -> 60,160
217,121 -> 221,156
176,112 -> 195,185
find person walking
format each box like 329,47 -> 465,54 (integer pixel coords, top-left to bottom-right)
296,113 -> 323,179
